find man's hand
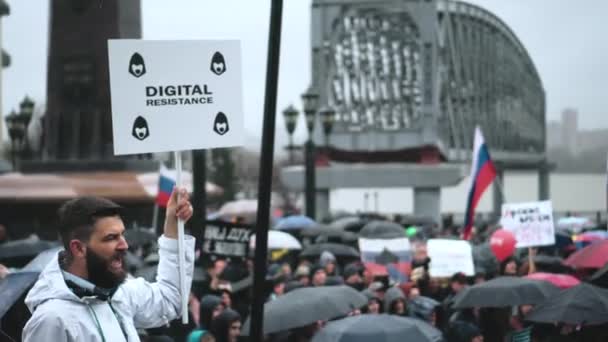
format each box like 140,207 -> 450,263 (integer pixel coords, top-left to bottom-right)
164,187 -> 193,239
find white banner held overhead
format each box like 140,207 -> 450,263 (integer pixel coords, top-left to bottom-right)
500,200 -> 556,248
427,239 -> 475,278
358,238 -> 412,263
108,39 -> 244,155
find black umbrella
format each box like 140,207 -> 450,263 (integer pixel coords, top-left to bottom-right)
241,285 -> 367,335
135,264 -> 206,283
526,283 -> 608,325
0,272 -> 39,318
329,217 -> 368,233
452,276 -> 560,309
124,228 -> 157,247
20,246 -> 63,273
590,262 -> 608,287
533,255 -> 573,274
359,221 -> 405,239
311,314 -> 443,342
0,237 -> 61,267
300,243 -> 360,259
301,226 -> 358,243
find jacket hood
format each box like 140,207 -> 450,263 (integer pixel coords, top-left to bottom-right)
25,252 -> 83,313
383,286 -> 406,312
320,251 -> 336,267
210,308 -> 241,342
200,294 -> 222,329
408,295 -> 440,322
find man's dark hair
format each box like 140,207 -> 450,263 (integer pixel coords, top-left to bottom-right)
58,196 -> 123,252
450,272 -> 468,285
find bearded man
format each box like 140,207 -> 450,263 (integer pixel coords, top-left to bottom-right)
23,187 -> 195,341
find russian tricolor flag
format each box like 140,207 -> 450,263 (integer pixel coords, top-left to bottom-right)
156,164 -> 176,208
462,127 -> 497,240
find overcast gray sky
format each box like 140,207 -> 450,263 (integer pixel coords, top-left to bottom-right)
2,0 -> 607,149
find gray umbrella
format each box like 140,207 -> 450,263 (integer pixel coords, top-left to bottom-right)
300,243 -> 360,259
0,237 -> 61,267
301,226 -> 358,243
329,217 -> 368,233
124,228 -> 157,247
135,264 -> 206,283
311,314 -> 444,342
359,221 -> 405,239
526,283 -> 608,325
453,276 -> 560,309
241,285 -> 367,336
0,272 -> 39,318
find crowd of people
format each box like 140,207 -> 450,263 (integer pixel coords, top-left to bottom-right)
1,192 -> 607,342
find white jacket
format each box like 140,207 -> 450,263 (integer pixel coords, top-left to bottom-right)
22,235 -> 195,342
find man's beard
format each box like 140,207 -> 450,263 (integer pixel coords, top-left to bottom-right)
86,247 -> 127,289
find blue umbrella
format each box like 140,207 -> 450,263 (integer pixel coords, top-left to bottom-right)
275,215 -> 317,231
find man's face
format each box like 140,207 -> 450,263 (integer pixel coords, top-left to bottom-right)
346,273 -> 362,285
228,320 -> 241,342
325,262 -> 336,274
393,300 -> 405,315
212,303 -> 224,319
274,282 -> 285,296
505,261 -> 517,275
221,291 -> 232,308
214,260 -> 227,276
85,216 -> 128,289
312,270 -> 327,286
451,281 -> 464,293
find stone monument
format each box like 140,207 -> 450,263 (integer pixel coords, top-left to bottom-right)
40,0 -> 149,167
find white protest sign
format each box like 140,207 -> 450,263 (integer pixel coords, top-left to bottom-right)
108,40 -> 244,155
500,201 -> 556,248
427,239 -> 475,277
358,238 -> 412,263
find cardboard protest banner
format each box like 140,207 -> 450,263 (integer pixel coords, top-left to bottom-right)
108,40 -> 244,155
427,239 -> 475,277
203,221 -> 253,259
358,238 -> 412,283
500,201 -> 556,248
358,238 -> 412,263
108,39 -> 245,323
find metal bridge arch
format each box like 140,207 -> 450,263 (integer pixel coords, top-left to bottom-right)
310,0 -> 545,163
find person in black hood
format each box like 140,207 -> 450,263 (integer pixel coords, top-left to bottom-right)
361,289 -> 382,314
446,320 -> 483,342
384,286 -> 408,316
210,308 -> 241,342
343,263 -> 364,291
409,295 -> 441,328
200,294 -> 224,330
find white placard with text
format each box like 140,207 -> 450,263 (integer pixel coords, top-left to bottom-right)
108,39 -> 244,155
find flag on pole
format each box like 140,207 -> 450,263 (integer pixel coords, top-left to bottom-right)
463,126 -> 497,240
156,164 -> 176,208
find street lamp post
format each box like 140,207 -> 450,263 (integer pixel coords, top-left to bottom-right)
319,106 -> 336,147
18,96 -> 34,158
5,109 -> 18,168
301,87 -> 319,220
4,96 -> 35,170
282,104 -> 299,163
